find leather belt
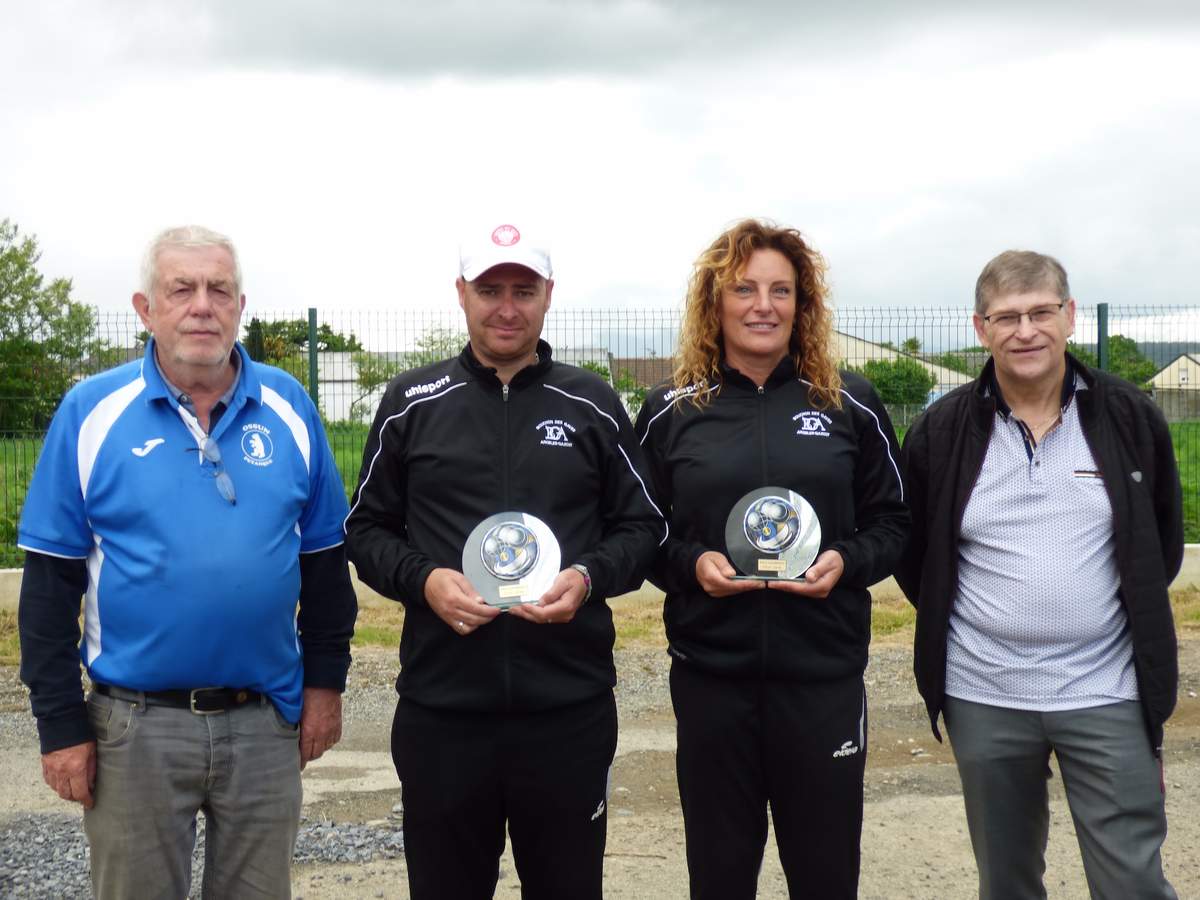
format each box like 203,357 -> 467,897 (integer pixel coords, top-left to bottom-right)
93,683 -> 262,715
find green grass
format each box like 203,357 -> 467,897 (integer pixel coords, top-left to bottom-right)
872,595 -> 917,639
5,418 -> 1200,566
0,435 -> 42,568
1,587 -> 1196,673
0,609 -> 19,665
1170,422 -> 1200,543
351,601 -> 403,648
1172,586 -> 1200,631
323,421 -> 370,502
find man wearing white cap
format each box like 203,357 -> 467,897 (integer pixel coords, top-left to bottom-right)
346,223 -> 666,899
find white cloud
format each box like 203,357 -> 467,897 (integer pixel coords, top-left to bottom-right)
1,1 -> 1198,322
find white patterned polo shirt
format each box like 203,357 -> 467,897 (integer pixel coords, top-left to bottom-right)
945,374 -> 1138,711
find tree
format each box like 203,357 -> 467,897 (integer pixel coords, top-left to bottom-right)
900,336 -> 922,354
852,358 -> 936,406
247,317 -> 363,352
580,360 -> 611,381
1104,334 -> 1157,387
929,347 -> 986,378
614,369 -> 648,411
1068,334 -> 1155,387
349,352 -> 406,422
410,326 -> 466,366
0,219 -> 109,429
241,317 -> 366,400
345,325 -> 468,421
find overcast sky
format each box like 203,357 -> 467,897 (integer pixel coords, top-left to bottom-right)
3,1 -> 1198,319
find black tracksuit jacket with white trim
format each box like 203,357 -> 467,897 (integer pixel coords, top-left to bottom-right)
635,358 -> 909,682
345,340 -> 666,713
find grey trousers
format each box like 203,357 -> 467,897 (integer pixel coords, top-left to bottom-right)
83,690 -> 302,900
943,696 -> 1176,900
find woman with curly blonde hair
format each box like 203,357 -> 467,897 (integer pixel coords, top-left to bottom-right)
635,219 -> 909,899
673,219 -> 843,409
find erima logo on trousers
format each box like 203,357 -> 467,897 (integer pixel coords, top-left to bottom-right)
832,740 -> 860,758
131,438 -> 165,457
590,800 -> 605,821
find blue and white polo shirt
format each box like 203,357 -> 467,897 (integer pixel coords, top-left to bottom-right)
18,340 -> 349,723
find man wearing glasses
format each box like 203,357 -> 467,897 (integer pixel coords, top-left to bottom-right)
17,226 -> 357,898
897,250 -> 1180,899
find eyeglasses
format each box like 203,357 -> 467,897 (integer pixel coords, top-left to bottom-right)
981,301 -> 1066,331
192,438 -> 236,505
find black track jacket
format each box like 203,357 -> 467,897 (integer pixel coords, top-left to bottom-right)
345,340 -> 666,713
896,356 -> 1183,749
635,359 -> 909,682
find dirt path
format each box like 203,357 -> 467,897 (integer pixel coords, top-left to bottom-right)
286,634 -> 1200,898
2,635 -> 1198,898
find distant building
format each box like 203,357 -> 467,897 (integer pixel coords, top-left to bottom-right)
611,357 -> 674,390
1149,353 -> 1200,421
314,351 -> 407,423
833,333 -> 974,398
553,347 -> 613,373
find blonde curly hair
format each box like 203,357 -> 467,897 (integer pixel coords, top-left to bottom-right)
673,219 -> 842,409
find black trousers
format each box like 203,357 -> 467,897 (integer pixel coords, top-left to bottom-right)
391,691 -> 617,900
671,662 -> 867,900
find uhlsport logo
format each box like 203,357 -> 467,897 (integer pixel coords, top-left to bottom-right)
492,224 -> 521,246
662,381 -> 703,403
793,409 -> 832,438
537,418 -> 576,448
832,739 -> 860,758
404,375 -> 452,400
241,424 -> 274,466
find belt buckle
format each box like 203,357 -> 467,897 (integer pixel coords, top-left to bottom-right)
190,687 -> 224,715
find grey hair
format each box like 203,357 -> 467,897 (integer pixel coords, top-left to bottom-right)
974,250 -> 1070,315
140,225 -> 243,301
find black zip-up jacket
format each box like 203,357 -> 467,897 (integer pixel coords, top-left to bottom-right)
896,356 -> 1182,749
634,359 -> 909,682
345,340 -> 666,712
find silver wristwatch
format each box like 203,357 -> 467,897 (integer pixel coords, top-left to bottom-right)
569,563 -> 592,604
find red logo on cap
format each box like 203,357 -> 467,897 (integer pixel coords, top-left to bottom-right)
491,225 -> 521,246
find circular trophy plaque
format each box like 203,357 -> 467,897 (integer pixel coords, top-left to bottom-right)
725,486 -> 821,580
462,512 -> 561,608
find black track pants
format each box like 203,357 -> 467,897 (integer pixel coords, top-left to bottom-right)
671,662 -> 867,900
391,691 -> 617,900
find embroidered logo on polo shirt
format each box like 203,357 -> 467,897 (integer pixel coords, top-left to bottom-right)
792,410 -> 831,437
241,424 -> 274,466
536,418 -> 576,448
131,437 -> 165,457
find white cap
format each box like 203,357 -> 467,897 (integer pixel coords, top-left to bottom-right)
459,223 -> 552,281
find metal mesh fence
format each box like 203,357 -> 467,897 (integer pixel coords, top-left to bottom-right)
3,305 -> 1199,567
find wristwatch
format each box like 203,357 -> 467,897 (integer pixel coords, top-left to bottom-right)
569,563 -> 592,604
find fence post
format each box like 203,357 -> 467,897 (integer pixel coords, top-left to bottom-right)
307,308 -> 320,409
1096,302 -> 1109,371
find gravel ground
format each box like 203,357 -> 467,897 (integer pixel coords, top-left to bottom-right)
2,635 -> 1198,898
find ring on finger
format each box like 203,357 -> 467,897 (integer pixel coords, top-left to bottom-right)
457,620 -> 466,630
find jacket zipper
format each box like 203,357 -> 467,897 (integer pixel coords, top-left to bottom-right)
501,380 -> 513,709
758,384 -> 769,679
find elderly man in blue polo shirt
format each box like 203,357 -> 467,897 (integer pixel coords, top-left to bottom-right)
898,250 -> 1181,899
17,226 -> 358,899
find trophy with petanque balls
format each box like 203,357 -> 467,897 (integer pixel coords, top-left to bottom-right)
462,512 -> 561,608
725,486 -> 821,581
